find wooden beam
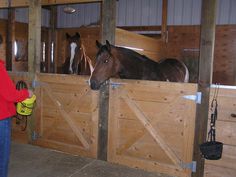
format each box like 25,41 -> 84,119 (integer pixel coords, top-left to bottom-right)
42,0 -> 102,5
97,0 -> 116,161
6,8 -> 15,71
0,0 -> 102,8
161,0 -> 168,42
119,26 -> 162,32
49,6 -> 57,73
28,0 -> 41,142
192,1 -> 217,177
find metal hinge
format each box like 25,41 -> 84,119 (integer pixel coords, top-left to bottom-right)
32,80 -> 41,88
180,161 -> 197,172
110,82 -> 123,89
32,131 -> 40,141
183,92 -> 202,104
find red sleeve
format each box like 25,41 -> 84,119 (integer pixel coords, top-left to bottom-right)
0,64 -> 29,103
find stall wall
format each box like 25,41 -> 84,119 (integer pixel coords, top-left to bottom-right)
164,25 -> 236,85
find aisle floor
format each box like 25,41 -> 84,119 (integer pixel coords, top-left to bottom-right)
9,142 -> 172,177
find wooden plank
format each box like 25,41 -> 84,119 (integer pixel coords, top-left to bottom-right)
122,94 -> 182,168
119,26 -> 162,32
161,0 -> 168,43
41,83 -> 90,149
192,1 -> 217,177
34,74 -> 99,157
0,0 -> 102,8
204,164 -> 236,177
42,0 -> 102,6
115,28 -> 163,61
108,79 -> 197,177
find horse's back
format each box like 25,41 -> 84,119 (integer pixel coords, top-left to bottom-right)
159,58 -> 189,82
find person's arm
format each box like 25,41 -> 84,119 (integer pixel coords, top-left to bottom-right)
0,64 -> 29,102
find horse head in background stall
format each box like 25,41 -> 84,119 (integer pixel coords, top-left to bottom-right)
62,32 -> 93,75
89,40 -> 189,90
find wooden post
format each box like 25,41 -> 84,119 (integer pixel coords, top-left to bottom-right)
6,8 -> 15,71
28,0 -> 41,142
192,1 -> 217,177
49,6 -> 57,73
97,0 -> 116,161
161,0 -> 168,43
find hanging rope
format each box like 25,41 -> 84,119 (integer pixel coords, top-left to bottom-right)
207,83 -> 219,142
15,80 -> 28,131
200,83 -> 223,160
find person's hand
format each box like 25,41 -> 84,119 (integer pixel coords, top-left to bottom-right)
28,90 -> 34,98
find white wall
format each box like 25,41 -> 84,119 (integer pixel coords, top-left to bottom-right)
0,8 -> 50,27
0,0 -> 235,28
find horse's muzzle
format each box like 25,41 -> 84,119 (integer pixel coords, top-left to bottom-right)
90,80 -> 100,90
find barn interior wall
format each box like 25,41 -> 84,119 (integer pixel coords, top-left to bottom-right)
0,19 -> 28,71
164,25 -> 236,85
0,19 -> 49,72
0,19 -> 235,85
0,8 -> 50,27
54,0 -> 236,28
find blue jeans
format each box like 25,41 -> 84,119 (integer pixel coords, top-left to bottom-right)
0,118 -> 11,177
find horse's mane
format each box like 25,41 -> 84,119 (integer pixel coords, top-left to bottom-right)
114,45 -> 157,65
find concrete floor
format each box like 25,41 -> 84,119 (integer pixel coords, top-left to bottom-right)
9,142 -> 172,177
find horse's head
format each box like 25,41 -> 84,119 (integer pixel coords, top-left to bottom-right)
65,32 -> 81,74
90,40 -> 120,90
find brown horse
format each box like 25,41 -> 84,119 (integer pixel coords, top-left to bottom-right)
62,32 -> 93,75
90,40 -> 189,90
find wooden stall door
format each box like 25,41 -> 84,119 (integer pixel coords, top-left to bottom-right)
108,79 -> 197,177
34,74 -> 99,158
204,86 -> 236,177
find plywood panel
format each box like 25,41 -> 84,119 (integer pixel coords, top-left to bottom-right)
108,78 -> 197,177
115,28 -> 164,61
204,87 -> 236,177
35,73 -> 99,158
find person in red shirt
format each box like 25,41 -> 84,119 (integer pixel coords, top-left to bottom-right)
0,34 -> 33,177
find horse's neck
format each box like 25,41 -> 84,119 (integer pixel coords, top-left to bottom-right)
116,48 -> 165,80
117,49 -> 145,79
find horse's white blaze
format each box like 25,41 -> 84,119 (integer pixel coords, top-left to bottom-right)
69,42 -> 77,73
184,64 -> 189,82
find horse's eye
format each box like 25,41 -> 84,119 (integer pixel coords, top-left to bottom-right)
104,59 -> 109,63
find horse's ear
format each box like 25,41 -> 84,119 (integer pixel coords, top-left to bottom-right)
106,40 -> 111,52
96,40 -> 102,49
66,33 -> 70,39
76,32 -> 80,38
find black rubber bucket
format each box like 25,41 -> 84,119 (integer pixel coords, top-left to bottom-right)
200,141 -> 223,160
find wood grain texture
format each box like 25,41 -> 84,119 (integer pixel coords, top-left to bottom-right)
108,78 -> 197,177
35,73 -> 99,158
